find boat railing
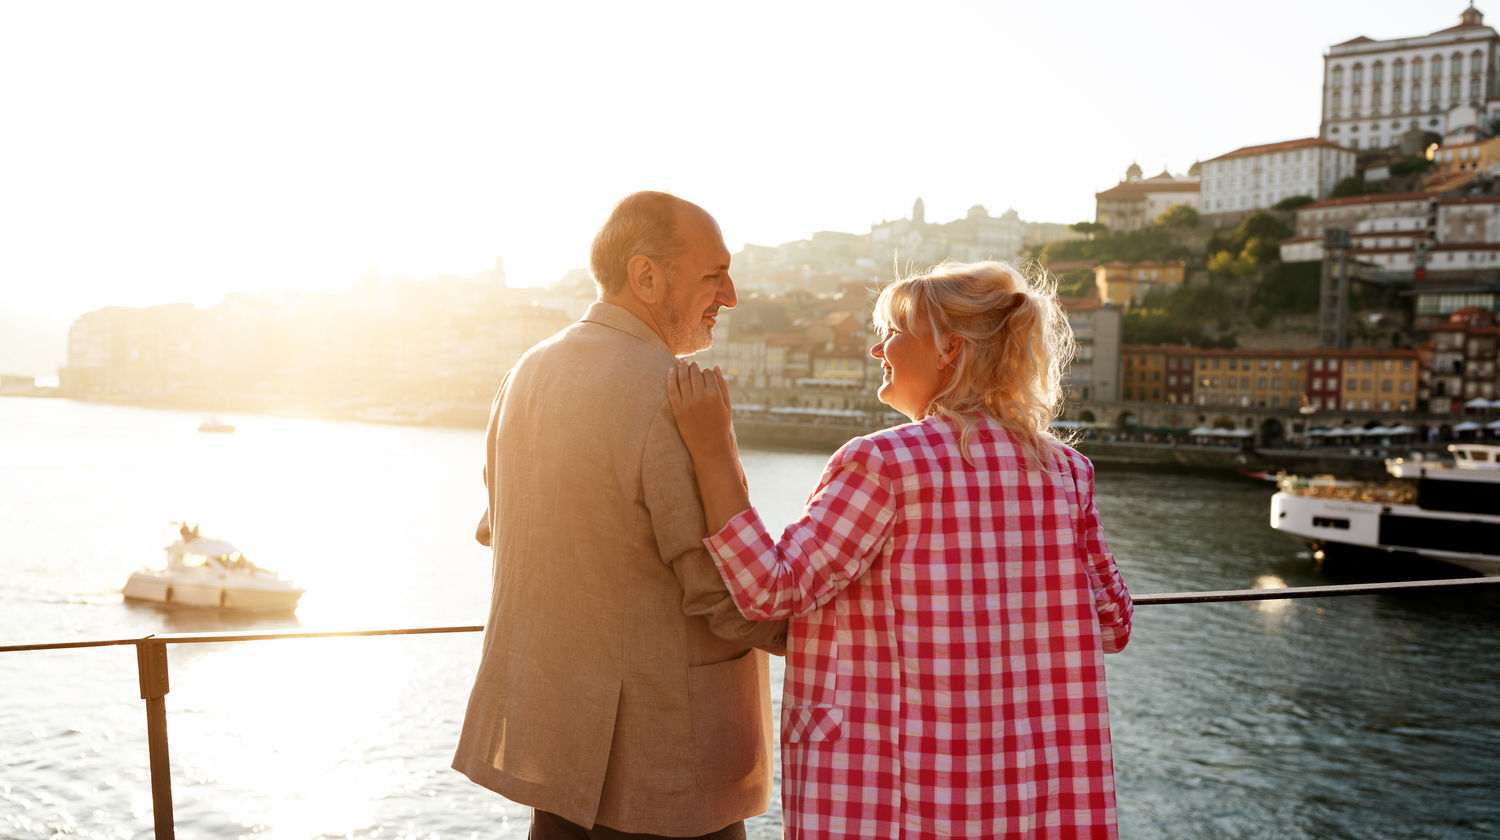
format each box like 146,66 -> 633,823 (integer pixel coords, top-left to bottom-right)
1275,472 -> 1417,504
5,575 -> 1500,839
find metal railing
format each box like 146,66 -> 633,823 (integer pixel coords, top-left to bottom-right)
4,576 -> 1500,839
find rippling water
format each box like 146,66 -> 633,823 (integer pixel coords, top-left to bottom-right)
2,398 -> 1498,839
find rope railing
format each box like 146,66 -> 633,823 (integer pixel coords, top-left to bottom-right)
3,575 -> 1498,838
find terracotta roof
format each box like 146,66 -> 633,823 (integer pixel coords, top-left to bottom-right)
1043,259 -> 1097,272
1095,178 -> 1199,200
1058,295 -> 1103,311
1205,137 -> 1351,163
1438,194 -> 1500,205
1123,345 -> 1417,359
1299,191 -> 1433,211
1350,229 -> 1429,238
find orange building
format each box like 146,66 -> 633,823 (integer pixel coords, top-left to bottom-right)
1093,260 -> 1186,308
1123,345 -> 1420,410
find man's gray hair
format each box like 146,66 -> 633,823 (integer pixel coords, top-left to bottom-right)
590,191 -> 690,295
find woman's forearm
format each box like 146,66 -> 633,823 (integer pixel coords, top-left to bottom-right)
693,449 -> 752,535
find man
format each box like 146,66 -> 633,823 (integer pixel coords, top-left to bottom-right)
453,191 -> 786,840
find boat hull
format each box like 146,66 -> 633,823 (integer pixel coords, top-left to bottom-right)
1271,491 -> 1500,576
123,570 -> 303,612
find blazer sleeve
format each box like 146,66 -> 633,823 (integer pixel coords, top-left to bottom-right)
704,436 -> 896,620
643,399 -> 787,654
475,372 -> 510,548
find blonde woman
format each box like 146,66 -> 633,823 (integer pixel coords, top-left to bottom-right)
668,260 -> 1134,839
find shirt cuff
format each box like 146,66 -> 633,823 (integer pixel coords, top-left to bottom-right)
703,507 -> 764,558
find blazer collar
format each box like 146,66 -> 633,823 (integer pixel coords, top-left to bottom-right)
582,300 -> 672,355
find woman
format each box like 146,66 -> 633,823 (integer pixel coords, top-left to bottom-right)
668,259 -> 1133,839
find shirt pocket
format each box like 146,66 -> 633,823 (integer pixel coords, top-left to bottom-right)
782,704 -> 843,744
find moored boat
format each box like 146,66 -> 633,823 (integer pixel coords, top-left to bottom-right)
123,530 -> 304,611
1270,443 -> 1500,576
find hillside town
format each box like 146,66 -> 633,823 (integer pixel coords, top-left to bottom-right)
20,4 -> 1500,448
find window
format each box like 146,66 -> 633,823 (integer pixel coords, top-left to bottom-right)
1313,377 -> 1323,390
1329,360 -> 1339,372
1353,63 -> 1364,86
1332,66 -> 1344,88
1413,57 -> 1423,80
1291,360 -> 1302,371
1474,51 -> 1484,75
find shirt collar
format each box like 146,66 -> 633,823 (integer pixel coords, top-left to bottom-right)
581,300 -> 672,355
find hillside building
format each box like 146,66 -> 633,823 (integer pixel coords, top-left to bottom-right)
1200,138 -> 1356,215
1320,5 -> 1500,151
1093,165 -> 1200,232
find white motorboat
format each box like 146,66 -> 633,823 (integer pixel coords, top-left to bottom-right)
1270,443 -> 1500,576
123,532 -> 305,611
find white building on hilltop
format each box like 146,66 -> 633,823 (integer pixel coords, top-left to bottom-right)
1320,4 -> 1500,151
1200,138 -> 1356,215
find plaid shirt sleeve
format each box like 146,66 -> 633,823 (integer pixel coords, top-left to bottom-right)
704,439 -> 895,621
1072,452 -> 1134,653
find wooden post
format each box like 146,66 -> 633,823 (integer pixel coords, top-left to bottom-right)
136,640 -> 175,839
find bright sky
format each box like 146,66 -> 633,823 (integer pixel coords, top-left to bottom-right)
0,0 -> 1469,321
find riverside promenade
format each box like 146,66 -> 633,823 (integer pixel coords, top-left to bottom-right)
732,418 -> 1427,480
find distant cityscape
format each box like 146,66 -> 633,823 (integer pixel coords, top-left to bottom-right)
7,5 -> 1500,446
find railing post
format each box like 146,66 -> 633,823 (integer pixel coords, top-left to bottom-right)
136,639 -> 175,839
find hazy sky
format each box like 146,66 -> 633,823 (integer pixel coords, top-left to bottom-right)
0,1 -> 1468,321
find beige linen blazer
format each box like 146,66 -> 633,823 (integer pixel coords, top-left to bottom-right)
453,301 -> 785,835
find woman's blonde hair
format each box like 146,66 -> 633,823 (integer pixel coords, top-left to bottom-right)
873,259 -> 1075,467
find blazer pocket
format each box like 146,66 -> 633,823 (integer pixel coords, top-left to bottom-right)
783,704 -> 843,744
688,650 -> 770,787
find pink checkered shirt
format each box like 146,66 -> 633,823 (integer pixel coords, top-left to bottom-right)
705,415 -> 1133,839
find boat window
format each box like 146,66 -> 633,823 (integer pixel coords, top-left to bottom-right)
1313,516 -> 1351,530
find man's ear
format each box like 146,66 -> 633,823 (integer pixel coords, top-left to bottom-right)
626,254 -> 664,304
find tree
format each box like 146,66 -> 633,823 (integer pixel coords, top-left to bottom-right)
1069,221 -> 1108,239
1272,195 -> 1315,210
1155,204 -> 1199,229
1330,176 -> 1365,198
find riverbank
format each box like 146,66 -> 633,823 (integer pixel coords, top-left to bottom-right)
26,394 -> 1438,479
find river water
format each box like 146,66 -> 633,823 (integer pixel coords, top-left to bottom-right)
2,397 -> 1498,839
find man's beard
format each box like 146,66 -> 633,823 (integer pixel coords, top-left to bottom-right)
661,281 -> 714,356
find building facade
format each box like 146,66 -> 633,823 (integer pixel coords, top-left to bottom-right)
1200,138 -> 1356,215
1093,260 -> 1186,308
1093,165 -> 1200,232
1121,346 -> 1420,411
1424,306 -> 1500,411
1320,5 -> 1500,151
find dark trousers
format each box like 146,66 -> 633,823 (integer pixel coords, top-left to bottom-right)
529,809 -> 746,840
